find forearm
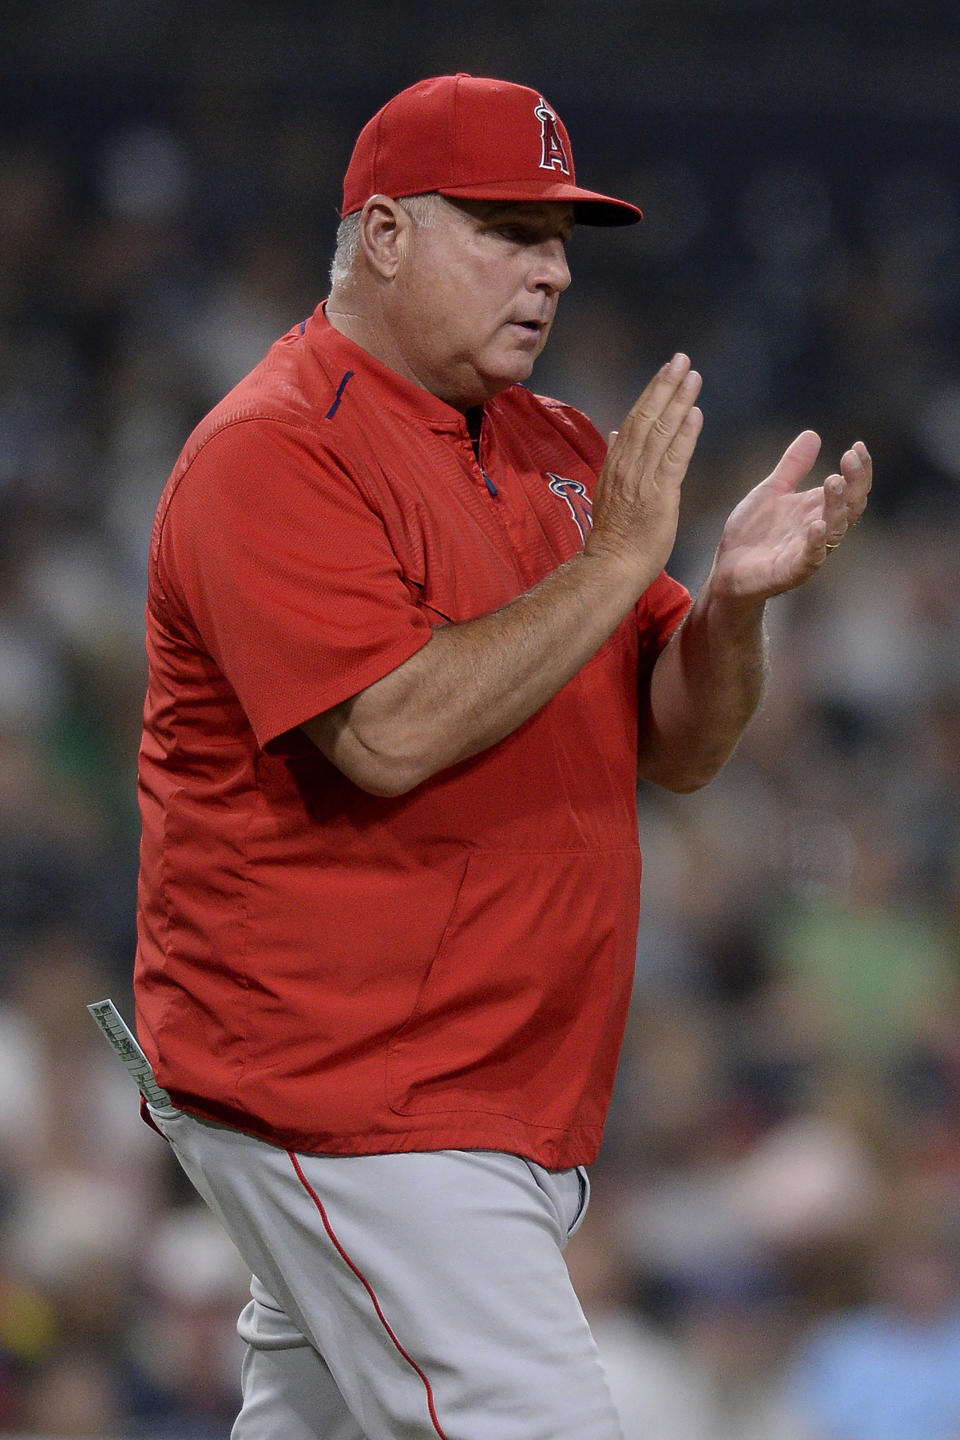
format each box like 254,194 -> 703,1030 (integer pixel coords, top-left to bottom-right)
636,431 -> 873,792
637,576 -> 767,792
304,548 -> 650,795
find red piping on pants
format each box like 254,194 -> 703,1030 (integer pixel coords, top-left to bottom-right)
287,1150 -> 449,1440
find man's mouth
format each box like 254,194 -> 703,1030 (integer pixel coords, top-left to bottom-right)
510,319 -> 547,337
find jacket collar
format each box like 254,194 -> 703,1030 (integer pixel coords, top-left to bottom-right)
305,301 -> 482,436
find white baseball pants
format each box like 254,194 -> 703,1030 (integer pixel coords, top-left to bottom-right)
148,1106 -> 623,1440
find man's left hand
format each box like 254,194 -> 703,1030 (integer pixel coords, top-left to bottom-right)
709,431 -> 872,602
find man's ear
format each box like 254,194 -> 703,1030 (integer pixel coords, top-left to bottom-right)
358,196 -> 414,280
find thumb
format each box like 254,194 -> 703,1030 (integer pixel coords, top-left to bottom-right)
769,430 -> 822,492
607,430 -> 619,451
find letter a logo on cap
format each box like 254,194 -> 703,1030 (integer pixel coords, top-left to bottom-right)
535,97 -> 570,174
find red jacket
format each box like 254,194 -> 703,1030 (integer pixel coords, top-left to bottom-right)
135,304 -> 690,1168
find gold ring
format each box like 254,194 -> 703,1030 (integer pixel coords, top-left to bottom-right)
825,542 -> 840,550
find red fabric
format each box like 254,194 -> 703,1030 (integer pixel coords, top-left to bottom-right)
135,304 -> 690,1168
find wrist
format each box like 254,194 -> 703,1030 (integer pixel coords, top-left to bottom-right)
578,537 -> 662,604
697,564 -> 768,634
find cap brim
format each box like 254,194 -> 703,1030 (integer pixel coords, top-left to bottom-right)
436,178 -> 642,227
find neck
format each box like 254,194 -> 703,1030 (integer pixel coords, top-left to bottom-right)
326,293 -> 411,379
325,286 -> 488,413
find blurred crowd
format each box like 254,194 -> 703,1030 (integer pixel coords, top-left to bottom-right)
3,8 -> 960,1436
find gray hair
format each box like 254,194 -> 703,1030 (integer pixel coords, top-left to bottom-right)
328,193 -> 442,289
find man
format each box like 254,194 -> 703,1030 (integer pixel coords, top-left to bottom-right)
135,74 -> 870,1439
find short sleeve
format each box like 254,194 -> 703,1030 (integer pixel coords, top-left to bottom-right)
153,418 -> 433,747
635,570 -> 691,673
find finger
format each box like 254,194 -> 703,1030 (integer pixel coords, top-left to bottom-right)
850,439 -> 872,479
840,441 -> 872,522
604,363 -> 700,496
616,353 -> 692,447
820,473 -> 848,548
641,369 -> 703,474
659,405 -> 703,479
840,444 -> 871,485
808,515 -> 831,560
767,430 -> 822,493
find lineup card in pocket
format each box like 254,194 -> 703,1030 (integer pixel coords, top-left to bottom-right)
87,998 -> 173,1108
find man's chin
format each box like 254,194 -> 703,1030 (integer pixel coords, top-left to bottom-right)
452,353 -> 539,408
485,352 -> 539,390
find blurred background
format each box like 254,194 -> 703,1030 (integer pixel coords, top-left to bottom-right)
2,1 -> 960,1435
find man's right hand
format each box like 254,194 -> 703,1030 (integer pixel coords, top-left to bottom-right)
585,353 -> 703,583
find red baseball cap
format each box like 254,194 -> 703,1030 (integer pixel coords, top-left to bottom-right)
341,74 -> 642,227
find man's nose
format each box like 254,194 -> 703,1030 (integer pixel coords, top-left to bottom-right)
530,239 -> 572,294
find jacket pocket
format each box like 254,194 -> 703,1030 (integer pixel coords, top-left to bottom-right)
385,846 -> 640,1128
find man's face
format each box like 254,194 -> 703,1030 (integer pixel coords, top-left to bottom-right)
392,197 -> 574,410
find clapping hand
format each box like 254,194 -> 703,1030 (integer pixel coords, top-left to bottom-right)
708,431 -> 872,602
